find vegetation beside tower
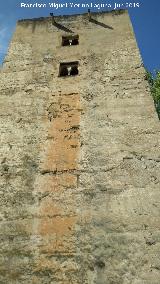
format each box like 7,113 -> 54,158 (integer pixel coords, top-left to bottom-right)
146,70 -> 160,119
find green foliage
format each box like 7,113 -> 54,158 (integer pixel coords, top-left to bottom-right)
145,70 -> 160,119
145,70 -> 154,87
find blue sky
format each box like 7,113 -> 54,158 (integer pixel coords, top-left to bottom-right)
0,0 -> 160,73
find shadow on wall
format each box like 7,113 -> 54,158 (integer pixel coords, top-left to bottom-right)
50,13 -> 114,33
53,22 -> 74,33
89,18 -> 114,29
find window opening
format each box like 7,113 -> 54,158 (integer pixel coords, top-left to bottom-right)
62,35 -> 79,46
59,62 -> 79,77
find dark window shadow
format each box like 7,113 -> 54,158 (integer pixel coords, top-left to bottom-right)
59,61 -> 79,77
89,18 -> 113,30
62,35 -> 79,46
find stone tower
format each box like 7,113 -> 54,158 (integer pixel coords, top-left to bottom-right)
0,9 -> 160,284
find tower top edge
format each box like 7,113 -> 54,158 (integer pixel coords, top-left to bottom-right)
17,9 -> 127,23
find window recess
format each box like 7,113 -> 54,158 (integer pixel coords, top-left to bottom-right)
59,61 -> 79,77
62,35 -> 79,46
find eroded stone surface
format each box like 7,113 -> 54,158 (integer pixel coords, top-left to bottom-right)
0,10 -> 160,284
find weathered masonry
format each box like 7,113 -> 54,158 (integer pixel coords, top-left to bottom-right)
0,9 -> 160,284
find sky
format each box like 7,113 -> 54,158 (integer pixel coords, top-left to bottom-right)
0,0 -> 160,73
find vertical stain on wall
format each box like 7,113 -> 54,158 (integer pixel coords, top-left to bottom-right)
43,93 -> 80,171
33,93 -> 81,282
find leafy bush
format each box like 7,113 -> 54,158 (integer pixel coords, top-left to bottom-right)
145,70 -> 160,119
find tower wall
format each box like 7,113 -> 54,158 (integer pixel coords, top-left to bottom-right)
0,10 -> 160,284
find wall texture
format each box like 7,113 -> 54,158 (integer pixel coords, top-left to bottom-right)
0,10 -> 160,284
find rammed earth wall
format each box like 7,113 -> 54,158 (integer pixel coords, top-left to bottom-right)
0,10 -> 160,284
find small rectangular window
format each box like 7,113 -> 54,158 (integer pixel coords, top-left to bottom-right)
62,35 -> 79,46
59,61 -> 79,77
